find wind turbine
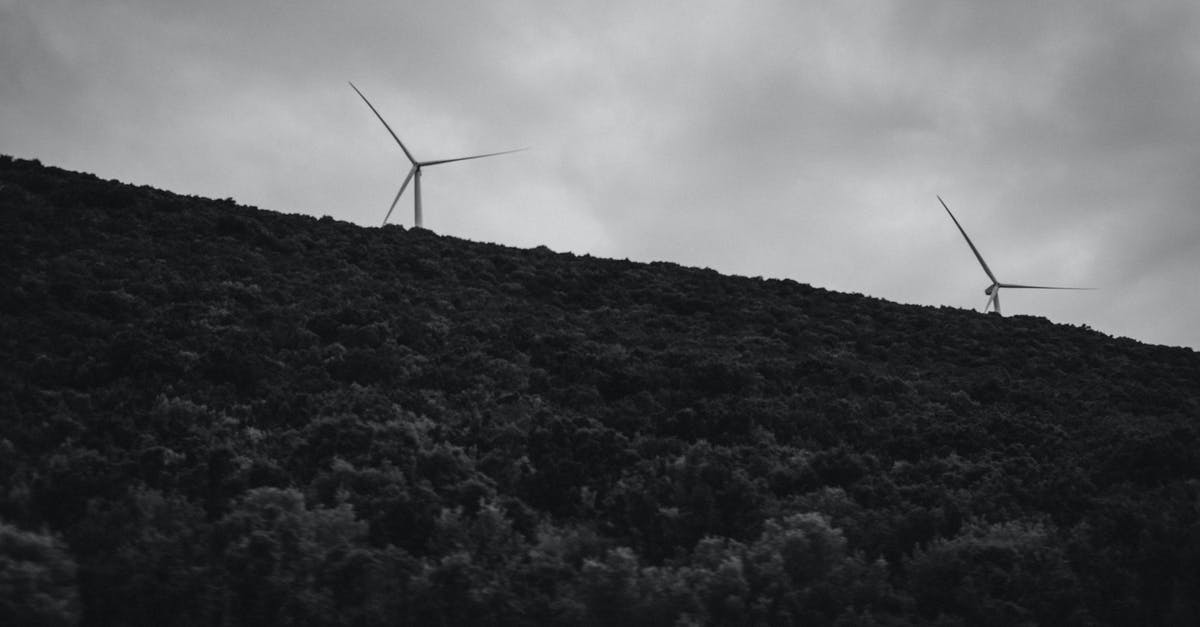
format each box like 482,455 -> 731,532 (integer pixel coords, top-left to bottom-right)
938,196 -> 1092,315
350,82 -> 525,228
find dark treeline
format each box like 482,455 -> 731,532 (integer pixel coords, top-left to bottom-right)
2,155 -> 1199,625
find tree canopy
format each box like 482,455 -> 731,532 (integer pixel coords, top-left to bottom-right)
2,155 -> 1199,625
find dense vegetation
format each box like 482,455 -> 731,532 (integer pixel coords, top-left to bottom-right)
2,154 -> 1199,625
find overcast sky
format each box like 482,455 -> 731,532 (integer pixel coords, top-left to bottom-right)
4,1 -> 1199,349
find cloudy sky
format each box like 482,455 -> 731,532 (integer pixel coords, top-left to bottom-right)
4,1 -> 1199,349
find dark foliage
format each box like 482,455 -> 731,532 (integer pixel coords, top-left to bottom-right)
2,154 -> 1200,625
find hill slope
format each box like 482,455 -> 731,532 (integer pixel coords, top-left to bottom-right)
2,155 -> 1199,625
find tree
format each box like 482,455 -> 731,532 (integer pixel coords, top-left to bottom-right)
907,520 -> 1083,626
0,521 -> 80,626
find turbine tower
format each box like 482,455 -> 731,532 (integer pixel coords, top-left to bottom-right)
938,196 -> 1092,315
350,82 -> 524,228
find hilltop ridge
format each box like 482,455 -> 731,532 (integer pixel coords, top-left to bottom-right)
2,155 -> 1199,625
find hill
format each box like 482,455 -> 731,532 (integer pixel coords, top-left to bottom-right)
2,154 -> 1199,625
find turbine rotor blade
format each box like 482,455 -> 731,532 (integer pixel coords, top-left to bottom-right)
349,82 -> 418,165
938,195 -> 998,284
996,283 -> 1096,290
381,167 -> 417,226
421,147 -> 528,167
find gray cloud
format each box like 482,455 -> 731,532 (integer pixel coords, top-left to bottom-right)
3,0 -> 1198,348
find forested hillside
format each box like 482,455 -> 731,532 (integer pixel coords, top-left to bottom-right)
3,154 -> 1199,625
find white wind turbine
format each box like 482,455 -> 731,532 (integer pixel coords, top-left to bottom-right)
350,82 -> 525,228
938,196 -> 1093,315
